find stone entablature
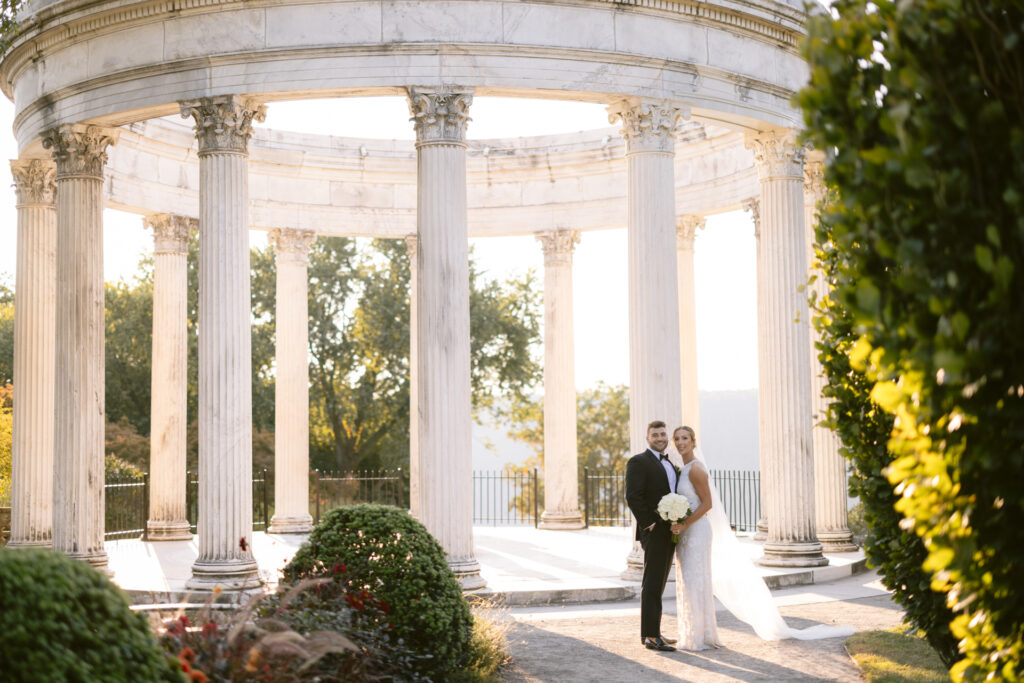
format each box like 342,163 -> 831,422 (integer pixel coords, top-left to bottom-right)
102,116 -> 759,236
3,0 -> 809,150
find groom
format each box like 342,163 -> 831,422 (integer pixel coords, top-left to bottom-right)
625,420 -> 679,652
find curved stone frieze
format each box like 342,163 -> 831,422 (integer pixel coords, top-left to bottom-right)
102,116 -> 760,236
3,0 -> 810,149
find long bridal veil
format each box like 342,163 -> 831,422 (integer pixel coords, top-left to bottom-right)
694,447 -> 855,641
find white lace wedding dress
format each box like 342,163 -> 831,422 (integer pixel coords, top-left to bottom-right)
673,460 -> 722,650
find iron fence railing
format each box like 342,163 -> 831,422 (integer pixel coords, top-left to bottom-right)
312,469 -> 407,525
582,466 -> 630,527
104,473 -> 148,540
472,468 -> 539,526
709,469 -> 761,533
184,469 -> 270,536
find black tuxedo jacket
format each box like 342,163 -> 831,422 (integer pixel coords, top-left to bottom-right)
625,449 -> 676,541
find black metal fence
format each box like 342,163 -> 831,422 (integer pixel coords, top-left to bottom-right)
472,468 -> 539,526
709,469 -> 761,533
313,469 -> 407,525
182,469 -> 271,537
105,473 -> 148,540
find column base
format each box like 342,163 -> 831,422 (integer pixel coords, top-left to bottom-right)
620,542 -> 644,581
757,540 -> 829,568
538,511 -> 585,530
268,515 -> 313,534
186,559 -> 263,592
754,518 -> 768,541
146,520 -> 193,541
69,550 -> 112,576
818,530 -> 858,553
6,538 -> 52,549
449,556 -> 487,591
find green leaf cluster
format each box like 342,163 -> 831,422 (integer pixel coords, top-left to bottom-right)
0,547 -> 181,681
800,0 -> 1024,679
284,503 -> 473,679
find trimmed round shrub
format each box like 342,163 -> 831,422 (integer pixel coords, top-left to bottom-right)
0,547 -> 181,682
284,504 -> 472,678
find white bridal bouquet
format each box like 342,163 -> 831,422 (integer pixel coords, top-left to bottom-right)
657,492 -> 691,542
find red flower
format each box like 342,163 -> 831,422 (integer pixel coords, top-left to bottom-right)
179,647 -> 196,664
201,621 -> 218,639
332,563 -> 347,574
189,671 -> 209,683
178,616 -> 191,628
239,537 -> 248,552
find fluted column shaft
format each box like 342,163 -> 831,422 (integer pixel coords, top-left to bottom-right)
746,130 -> 826,568
180,96 -> 266,590
676,215 -> 704,435
609,98 -> 685,579
404,235 -> 420,518
536,230 -> 584,530
268,228 -> 315,534
804,155 -> 856,552
146,214 -> 194,541
407,87 -> 484,589
8,159 -> 57,548
746,198 -> 770,542
42,125 -> 119,570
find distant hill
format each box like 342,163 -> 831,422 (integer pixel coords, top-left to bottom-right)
473,388 -> 760,472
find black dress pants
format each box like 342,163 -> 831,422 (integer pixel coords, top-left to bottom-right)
639,524 -> 676,639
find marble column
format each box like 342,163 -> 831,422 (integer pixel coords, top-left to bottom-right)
404,234 -> 420,518
180,95 -> 266,590
268,227 -> 316,534
676,215 -> 704,436
145,214 -> 195,541
746,197 -> 769,542
42,125 -> 119,571
536,229 -> 584,530
804,153 -> 857,552
406,86 -> 484,589
608,98 -> 685,579
8,159 -> 56,548
746,129 -> 826,567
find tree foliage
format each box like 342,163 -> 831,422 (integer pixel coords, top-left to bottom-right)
0,277 -> 12,386
0,384 -> 11,505
800,1 -> 1024,679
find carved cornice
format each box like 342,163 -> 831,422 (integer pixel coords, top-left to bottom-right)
10,159 -> 56,206
536,229 -> 580,265
608,98 -> 690,154
144,213 -> 195,254
268,228 -> 316,264
404,234 -> 418,261
179,96 -> 266,154
745,129 -> 805,180
41,125 -> 119,178
676,215 -> 706,249
742,197 -> 761,239
407,87 -> 473,144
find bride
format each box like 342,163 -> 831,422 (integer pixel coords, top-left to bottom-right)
669,425 -> 854,650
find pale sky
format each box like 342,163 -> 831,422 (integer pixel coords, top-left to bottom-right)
0,96 -> 758,391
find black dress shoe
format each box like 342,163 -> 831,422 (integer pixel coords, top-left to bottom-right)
643,636 -> 676,652
660,635 -> 678,645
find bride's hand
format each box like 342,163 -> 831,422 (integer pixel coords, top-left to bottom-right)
670,522 -> 684,534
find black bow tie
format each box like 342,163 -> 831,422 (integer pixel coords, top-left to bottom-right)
659,453 -> 669,461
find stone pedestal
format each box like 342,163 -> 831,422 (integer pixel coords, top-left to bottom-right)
745,197 -> 769,542
180,96 -> 265,590
608,98 -> 685,578
746,130 -> 826,568
268,228 -> 316,535
8,159 -> 56,548
405,234 -> 420,518
43,125 -> 119,571
407,87 -> 485,590
676,215 -> 704,436
536,230 -> 584,530
146,214 -> 195,541
804,154 -> 857,552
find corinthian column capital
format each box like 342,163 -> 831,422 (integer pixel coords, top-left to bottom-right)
803,148 -> 827,206
607,98 -> 689,154
179,96 -> 267,154
407,87 -> 473,144
145,214 -> 195,254
745,129 -> 806,180
268,228 -> 316,265
41,125 -> 119,178
536,230 -> 581,265
743,197 -> 761,239
676,215 -> 706,250
10,159 -> 56,206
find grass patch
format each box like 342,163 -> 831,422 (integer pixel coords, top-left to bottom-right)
846,626 -> 950,682
449,599 -> 512,682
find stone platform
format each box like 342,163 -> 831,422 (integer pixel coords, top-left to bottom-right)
108,526 -> 865,607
